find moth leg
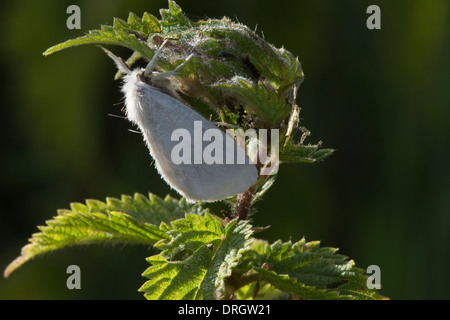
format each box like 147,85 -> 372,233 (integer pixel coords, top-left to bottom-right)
298,126 -> 310,146
150,53 -> 195,80
99,46 -> 131,74
145,37 -> 194,79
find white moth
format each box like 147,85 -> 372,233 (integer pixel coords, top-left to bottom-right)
102,41 -> 258,202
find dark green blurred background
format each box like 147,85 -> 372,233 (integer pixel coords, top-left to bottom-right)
1,0 -> 449,299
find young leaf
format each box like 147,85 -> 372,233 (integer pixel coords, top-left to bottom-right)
280,143 -> 334,163
4,193 -> 203,277
159,0 -> 192,32
214,78 -> 291,127
139,213 -> 253,300
43,12 -> 161,59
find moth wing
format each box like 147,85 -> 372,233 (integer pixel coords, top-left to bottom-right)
125,77 -> 257,202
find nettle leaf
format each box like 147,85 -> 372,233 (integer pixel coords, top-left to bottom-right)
43,12 -> 161,59
280,142 -> 334,163
4,193 -> 204,277
139,213 -> 253,300
214,78 -> 291,127
251,175 -> 277,205
94,193 -> 204,225
235,239 -> 387,300
159,0 -> 193,32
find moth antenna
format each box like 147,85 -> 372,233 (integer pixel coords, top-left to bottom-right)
144,39 -> 170,76
99,46 -> 131,75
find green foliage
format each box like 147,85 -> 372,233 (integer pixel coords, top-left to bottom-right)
281,143 -> 335,163
236,239 -> 386,300
4,193 -> 203,277
214,78 -> 292,127
5,194 -> 386,300
43,12 -> 161,60
140,214 -> 253,299
5,1 -> 387,300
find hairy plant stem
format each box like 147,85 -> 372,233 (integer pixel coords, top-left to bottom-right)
234,186 -> 256,221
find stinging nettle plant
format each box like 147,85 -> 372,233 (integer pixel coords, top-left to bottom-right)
5,1 -> 386,300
